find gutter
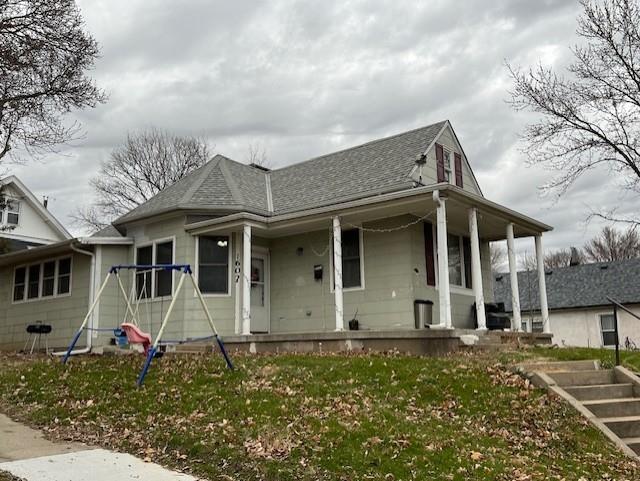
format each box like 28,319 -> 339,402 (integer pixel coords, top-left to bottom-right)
51,241 -> 96,357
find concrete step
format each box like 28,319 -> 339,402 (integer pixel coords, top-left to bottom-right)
621,437 -> 640,455
547,369 -> 615,387
583,398 -> 640,418
565,383 -> 635,401
518,360 -> 599,373
602,416 -> 640,438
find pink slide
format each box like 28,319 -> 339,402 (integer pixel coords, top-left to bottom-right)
120,323 -> 152,355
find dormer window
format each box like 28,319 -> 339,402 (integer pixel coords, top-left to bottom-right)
443,150 -> 452,183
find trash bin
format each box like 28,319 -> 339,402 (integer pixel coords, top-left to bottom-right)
414,300 -> 434,328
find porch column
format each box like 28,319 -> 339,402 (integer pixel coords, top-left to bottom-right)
468,208 -> 487,330
242,224 -> 252,335
535,234 -> 551,334
332,216 -> 344,331
506,223 -> 521,331
436,196 -> 452,328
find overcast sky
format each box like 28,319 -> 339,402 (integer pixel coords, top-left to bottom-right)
10,0 -> 634,257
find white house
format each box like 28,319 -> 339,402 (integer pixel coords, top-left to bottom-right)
494,259 -> 640,348
0,176 -> 71,252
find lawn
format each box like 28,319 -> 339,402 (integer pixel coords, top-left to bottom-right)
0,351 -> 639,481
509,345 -> 640,371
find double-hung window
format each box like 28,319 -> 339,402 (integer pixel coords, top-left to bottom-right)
600,314 -> 617,346
6,200 -> 20,225
198,236 -> 230,294
446,234 -> 472,289
331,229 -> 363,290
443,150 -> 452,183
135,239 -> 174,299
12,257 -> 72,302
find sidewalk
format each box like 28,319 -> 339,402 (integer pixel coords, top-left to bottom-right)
0,414 -> 197,481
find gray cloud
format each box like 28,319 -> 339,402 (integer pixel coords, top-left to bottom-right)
10,0 -> 631,255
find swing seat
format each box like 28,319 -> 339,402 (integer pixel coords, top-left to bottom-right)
120,323 -> 152,355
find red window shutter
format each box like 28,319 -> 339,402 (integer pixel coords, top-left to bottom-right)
424,222 -> 436,286
435,143 -> 445,183
454,152 -> 463,188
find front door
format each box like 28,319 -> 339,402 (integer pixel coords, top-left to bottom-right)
250,251 -> 270,333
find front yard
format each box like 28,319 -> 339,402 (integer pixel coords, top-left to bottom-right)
0,350 -> 638,480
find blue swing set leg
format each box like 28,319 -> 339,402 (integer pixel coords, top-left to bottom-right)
137,346 -> 157,387
215,335 -> 234,371
62,329 -> 84,365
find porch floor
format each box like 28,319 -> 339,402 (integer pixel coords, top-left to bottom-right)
175,329 -> 552,356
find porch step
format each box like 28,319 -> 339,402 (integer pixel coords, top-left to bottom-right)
621,437 -> 640,455
601,416 -> 640,439
583,398 -> 640,418
547,369 -> 615,387
565,383 -> 635,401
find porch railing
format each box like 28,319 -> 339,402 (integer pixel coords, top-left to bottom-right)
607,297 -> 640,366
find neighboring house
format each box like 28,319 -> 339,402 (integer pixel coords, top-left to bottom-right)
0,176 -> 71,252
494,259 -> 640,348
0,120 -> 553,351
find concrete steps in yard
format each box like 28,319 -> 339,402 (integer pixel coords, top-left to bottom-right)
520,360 -> 640,459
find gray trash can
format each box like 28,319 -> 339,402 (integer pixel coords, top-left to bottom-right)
414,300 -> 434,328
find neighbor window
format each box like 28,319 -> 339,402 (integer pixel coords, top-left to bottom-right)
445,234 -> 472,289
341,229 -> 362,289
198,236 -> 230,294
12,257 -> 72,302
443,150 -> 452,183
6,200 -> 20,225
135,240 -> 174,299
600,314 -> 617,346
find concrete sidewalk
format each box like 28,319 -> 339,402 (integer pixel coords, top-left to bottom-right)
0,414 -> 198,480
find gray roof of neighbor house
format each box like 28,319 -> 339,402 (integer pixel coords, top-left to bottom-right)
115,121 -> 447,225
91,224 -> 124,238
493,258 -> 640,312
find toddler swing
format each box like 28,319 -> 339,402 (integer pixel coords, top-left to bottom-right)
62,264 -> 234,386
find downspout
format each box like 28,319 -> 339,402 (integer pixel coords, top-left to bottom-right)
52,241 -> 95,356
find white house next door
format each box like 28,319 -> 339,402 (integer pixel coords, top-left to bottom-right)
250,250 -> 270,333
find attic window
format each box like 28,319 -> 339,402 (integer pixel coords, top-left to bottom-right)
1,199 -> 20,226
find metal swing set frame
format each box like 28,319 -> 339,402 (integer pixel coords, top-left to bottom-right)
62,264 -> 234,387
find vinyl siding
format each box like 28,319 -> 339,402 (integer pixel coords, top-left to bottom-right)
0,251 -> 92,350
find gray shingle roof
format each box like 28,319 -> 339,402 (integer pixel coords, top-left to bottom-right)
114,121 -> 447,224
91,224 -> 123,237
493,259 -> 640,312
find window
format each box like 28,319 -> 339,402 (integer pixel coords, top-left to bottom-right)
445,234 -> 472,289
42,261 -> 56,297
6,200 -> 20,225
135,245 -> 153,299
57,258 -> 71,295
341,229 -> 362,289
443,150 -> 452,183
600,314 -> 617,346
198,236 -> 230,294
155,240 -> 173,297
135,239 -> 174,299
12,257 -> 71,302
13,267 -> 26,301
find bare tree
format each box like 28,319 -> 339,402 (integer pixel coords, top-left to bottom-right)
246,142 -> 271,169
509,0 -> 640,224
490,243 -> 507,272
518,248 -> 578,271
544,249 -> 574,269
74,128 -> 211,231
0,0 -> 105,164
519,251 -> 537,271
583,225 -> 640,261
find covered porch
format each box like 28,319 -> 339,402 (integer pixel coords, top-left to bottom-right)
185,183 -> 552,336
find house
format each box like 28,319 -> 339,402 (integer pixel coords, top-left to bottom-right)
0,176 -> 71,253
0,120 -> 553,352
493,259 -> 640,348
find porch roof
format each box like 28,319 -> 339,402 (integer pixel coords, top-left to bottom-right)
184,183 -> 552,241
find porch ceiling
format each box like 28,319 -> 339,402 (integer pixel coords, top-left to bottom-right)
184,184 -> 552,241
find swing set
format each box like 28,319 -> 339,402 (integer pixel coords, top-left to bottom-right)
62,264 -> 233,387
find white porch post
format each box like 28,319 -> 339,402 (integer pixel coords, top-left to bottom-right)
332,216 -> 344,331
506,223 -> 521,331
535,234 -> 551,334
234,231 -> 241,335
468,208 -> 487,330
436,196 -> 452,328
242,224 -> 252,335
